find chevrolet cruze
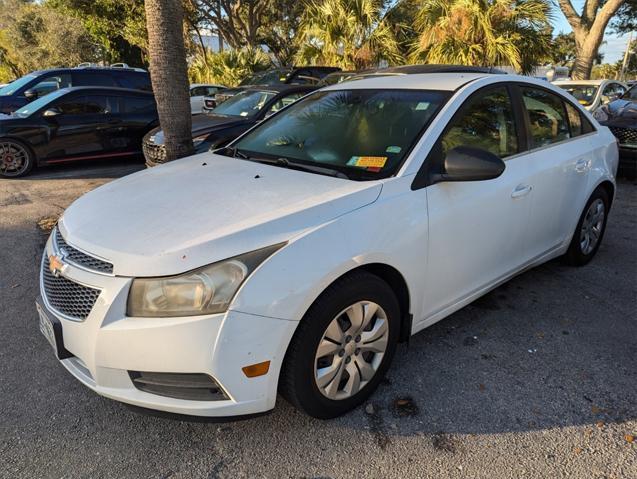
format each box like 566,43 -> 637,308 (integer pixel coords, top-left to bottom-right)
37,69 -> 618,419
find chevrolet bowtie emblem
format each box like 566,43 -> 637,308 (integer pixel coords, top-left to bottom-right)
48,254 -> 65,277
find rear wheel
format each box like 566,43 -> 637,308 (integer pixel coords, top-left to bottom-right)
280,271 -> 400,419
563,187 -> 610,266
0,139 -> 34,178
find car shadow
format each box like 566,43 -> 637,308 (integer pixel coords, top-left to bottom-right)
18,157 -> 146,181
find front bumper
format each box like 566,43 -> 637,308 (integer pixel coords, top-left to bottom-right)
38,234 -> 297,417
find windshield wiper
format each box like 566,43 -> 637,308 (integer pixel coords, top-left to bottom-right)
247,156 -> 350,179
217,145 -> 250,159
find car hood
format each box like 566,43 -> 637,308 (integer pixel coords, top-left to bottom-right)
148,114 -> 250,145
59,154 -> 382,277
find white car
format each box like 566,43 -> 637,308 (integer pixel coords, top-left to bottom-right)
190,84 -> 226,114
554,79 -> 628,112
37,69 -> 618,419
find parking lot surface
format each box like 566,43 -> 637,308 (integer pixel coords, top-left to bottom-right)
1,160 -> 635,479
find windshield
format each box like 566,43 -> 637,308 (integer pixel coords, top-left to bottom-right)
13,89 -> 67,118
558,84 -> 599,106
239,70 -> 291,86
0,74 -> 37,96
231,89 -> 449,180
212,90 -> 277,117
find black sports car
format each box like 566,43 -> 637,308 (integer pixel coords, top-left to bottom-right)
143,85 -> 316,165
0,87 -> 157,177
595,85 -> 637,179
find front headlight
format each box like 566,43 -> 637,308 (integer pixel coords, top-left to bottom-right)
127,243 -> 285,317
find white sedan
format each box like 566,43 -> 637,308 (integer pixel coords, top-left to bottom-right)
554,79 -> 628,112
37,69 -> 618,419
189,83 -> 226,114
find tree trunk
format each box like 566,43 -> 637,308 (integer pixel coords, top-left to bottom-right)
144,0 -> 193,165
571,34 -> 601,80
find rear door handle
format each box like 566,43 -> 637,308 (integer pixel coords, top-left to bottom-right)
511,184 -> 532,198
575,158 -> 590,172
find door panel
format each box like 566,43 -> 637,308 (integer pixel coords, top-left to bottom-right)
519,87 -> 592,257
420,85 -> 532,321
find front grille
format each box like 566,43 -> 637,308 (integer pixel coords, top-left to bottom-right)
609,126 -> 637,147
42,257 -> 101,321
55,229 -> 113,274
142,139 -> 166,164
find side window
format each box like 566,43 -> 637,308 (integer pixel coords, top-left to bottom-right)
115,72 -> 153,92
84,95 -> 119,114
74,73 -> 117,87
564,102 -> 582,137
441,87 -> 518,159
521,87 -> 570,148
29,74 -> 72,95
265,92 -> 305,117
55,96 -> 88,115
190,87 -> 204,97
122,96 -> 156,113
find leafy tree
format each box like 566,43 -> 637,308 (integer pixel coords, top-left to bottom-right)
612,0 -> 636,34
189,47 -> 271,85
145,0 -> 193,163
48,0 -> 148,66
194,0 -> 268,49
410,0 -> 553,75
259,0 -> 305,65
0,0 -> 99,77
556,0 -> 626,79
295,0 -> 403,70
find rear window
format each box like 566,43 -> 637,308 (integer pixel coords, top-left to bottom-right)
114,71 -> 152,92
122,96 -> 156,113
74,72 -> 118,87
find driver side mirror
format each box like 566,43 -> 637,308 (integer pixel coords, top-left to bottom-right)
433,146 -> 505,183
24,89 -> 39,100
43,107 -> 62,118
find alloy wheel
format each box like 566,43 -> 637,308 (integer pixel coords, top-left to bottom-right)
0,141 -> 30,177
314,301 -> 389,400
579,198 -> 605,255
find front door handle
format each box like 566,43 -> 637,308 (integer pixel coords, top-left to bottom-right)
511,184 -> 532,198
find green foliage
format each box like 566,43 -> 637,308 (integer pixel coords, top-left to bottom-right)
0,0 -> 99,79
188,48 -> 272,86
47,0 -> 147,66
410,0 -> 553,74
295,0 -> 403,70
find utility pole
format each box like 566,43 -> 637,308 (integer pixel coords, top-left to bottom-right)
619,31 -> 633,81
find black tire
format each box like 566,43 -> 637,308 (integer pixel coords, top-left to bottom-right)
0,138 -> 35,178
280,270 -> 400,419
563,187 -> 610,266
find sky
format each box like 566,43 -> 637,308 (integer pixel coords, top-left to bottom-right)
552,0 -> 631,64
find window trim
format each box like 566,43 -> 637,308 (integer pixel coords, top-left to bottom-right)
411,83 -> 522,190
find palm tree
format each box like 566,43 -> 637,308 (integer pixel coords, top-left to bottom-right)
295,0 -> 403,70
410,0 -> 552,74
189,47 -> 272,86
144,0 -> 193,165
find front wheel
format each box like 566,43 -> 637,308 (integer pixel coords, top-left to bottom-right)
563,187 -> 610,266
280,271 -> 400,419
0,139 -> 34,178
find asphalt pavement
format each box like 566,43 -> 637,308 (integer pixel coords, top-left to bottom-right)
1,159 -> 635,479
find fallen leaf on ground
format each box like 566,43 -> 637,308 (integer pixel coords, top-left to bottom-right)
625,434 -> 634,443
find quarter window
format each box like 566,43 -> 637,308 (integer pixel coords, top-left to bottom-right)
521,88 -> 570,148
441,87 -> 518,159
30,74 -> 72,95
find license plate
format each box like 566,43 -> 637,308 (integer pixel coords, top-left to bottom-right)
37,303 -> 58,352
36,300 -> 72,359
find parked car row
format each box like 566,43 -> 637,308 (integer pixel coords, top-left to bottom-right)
37,67 -> 618,420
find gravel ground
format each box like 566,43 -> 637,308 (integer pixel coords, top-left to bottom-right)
1,159 -> 636,479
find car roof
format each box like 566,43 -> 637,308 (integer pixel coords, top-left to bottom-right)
322,72 -> 496,91
553,79 -> 606,86
56,86 -> 154,95
191,83 -> 226,88
242,84 -> 318,94
30,67 -> 147,75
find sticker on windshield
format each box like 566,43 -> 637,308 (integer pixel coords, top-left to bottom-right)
415,102 -> 430,111
347,156 -> 388,169
386,146 -> 401,154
